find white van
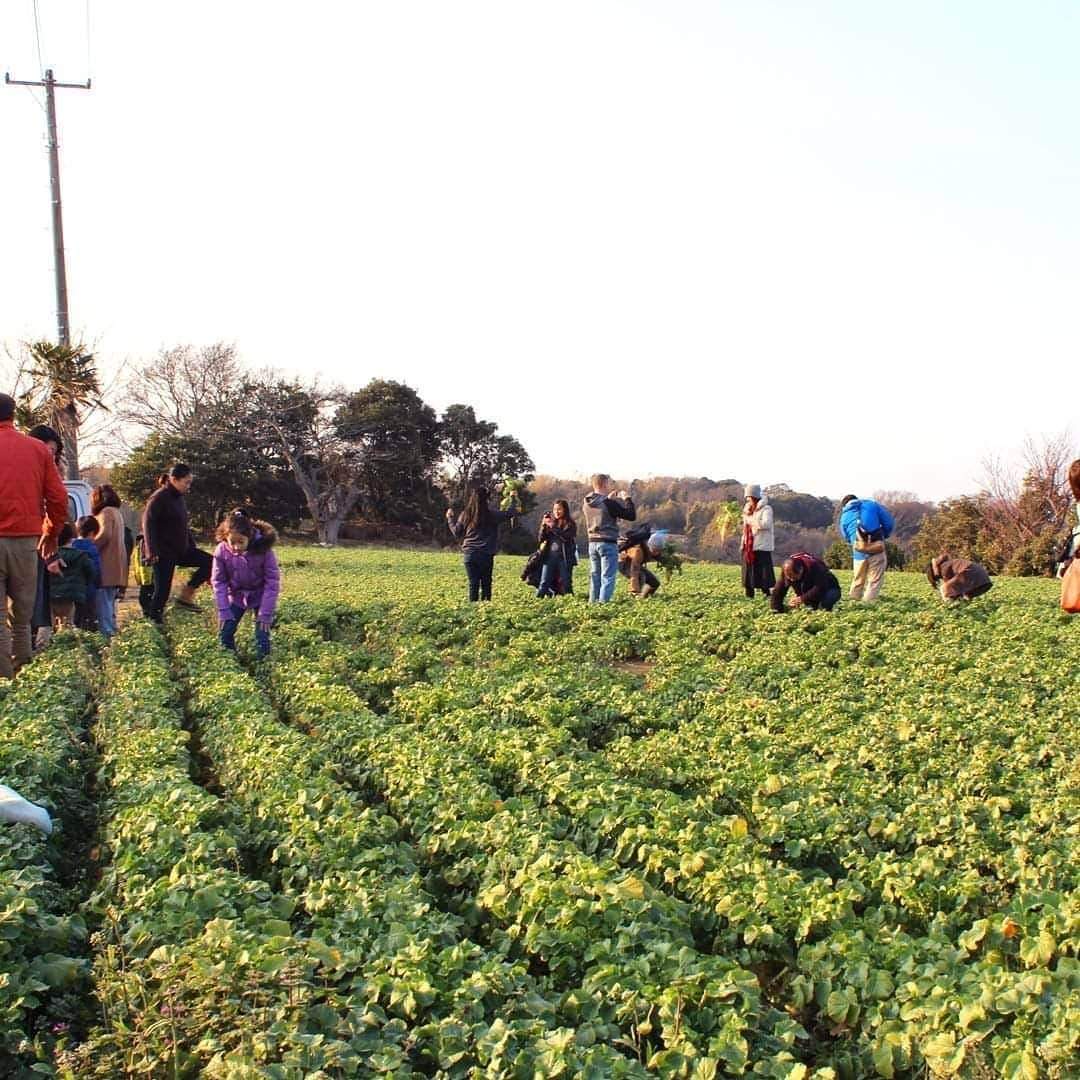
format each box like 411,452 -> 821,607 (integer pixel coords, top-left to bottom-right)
64,480 -> 93,523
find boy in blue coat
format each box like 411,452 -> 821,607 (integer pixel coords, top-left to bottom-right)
839,495 -> 894,602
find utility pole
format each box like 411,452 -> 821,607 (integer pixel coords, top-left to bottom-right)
5,68 -> 91,347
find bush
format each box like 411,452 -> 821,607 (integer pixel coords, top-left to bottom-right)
823,541 -> 849,570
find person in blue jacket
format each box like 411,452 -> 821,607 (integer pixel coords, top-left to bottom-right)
839,494 -> 894,602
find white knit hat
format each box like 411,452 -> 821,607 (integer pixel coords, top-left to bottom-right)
744,484 -> 762,499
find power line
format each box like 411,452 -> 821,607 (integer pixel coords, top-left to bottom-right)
31,0 -> 45,75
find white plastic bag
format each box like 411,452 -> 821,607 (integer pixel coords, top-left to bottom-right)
0,784 -> 53,835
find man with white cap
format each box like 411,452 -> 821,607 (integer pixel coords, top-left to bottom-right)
741,484 -> 775,599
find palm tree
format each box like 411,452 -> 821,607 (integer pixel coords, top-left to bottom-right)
19,340 -> 106,479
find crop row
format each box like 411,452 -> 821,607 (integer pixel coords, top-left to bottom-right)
165,614 -> 657,1077
269,583 -> 1079,1079
261,622 -> 830,1078
71,619 -> 374,1077
0,636 -> 94,1075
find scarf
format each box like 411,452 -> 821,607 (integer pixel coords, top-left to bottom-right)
742,522 -> 754,565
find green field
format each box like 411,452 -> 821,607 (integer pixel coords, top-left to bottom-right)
2,548 -> 1077,1079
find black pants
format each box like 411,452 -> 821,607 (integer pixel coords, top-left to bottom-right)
463,551 -> 494,602
149,546 -> 212,620
743,551 -> 775,597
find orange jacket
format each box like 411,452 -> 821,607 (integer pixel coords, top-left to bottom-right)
0,420 -> 68,542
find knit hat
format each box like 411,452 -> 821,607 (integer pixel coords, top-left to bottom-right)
647,530 -> 669,554
744,484 -> 762,500
0,784 -> 53,835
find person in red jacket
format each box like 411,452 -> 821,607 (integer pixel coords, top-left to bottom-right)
0,394 -> 68,678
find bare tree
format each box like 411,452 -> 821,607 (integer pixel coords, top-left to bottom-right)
117,343 -> 246,440
980,431 -> 1075,551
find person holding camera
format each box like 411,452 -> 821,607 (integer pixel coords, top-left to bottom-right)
583,475 -> 636,603
740,484 -> 775,599
536,499 -> 578,597
839,494 -> 894,602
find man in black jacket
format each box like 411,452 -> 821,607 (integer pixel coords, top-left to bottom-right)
141,464 -> 212,622
770,553 -> 841,613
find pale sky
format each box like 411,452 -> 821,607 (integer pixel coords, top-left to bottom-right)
2,1 -> 1077,501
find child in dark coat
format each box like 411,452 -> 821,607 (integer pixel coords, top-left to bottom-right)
48,524 -> 97,630
72,516 -> 102,630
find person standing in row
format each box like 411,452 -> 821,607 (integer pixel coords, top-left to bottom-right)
740,484 -> 775,599
142,464 -> 213,623
583,475 -> 636,603
48,523 -> 97,630
839,494 -> 894,602
446,485 -> 518,602
27,425 -> 66,651
0,395 -> 68,678
536,499 -> 578,597
71,517 -> 102,631
92,484 -> 128,638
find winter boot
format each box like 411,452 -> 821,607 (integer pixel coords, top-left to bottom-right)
175,585 -> 202,612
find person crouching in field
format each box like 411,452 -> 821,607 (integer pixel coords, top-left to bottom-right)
619,529 -> 665,599
211,509 -> 280,659
927,555 -> 992,603
770,553 -> 841,613
47,523 -> 97,631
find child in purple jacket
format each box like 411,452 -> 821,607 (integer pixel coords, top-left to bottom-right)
211,509 -> 281,658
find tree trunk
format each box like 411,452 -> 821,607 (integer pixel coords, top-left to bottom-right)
320,517 -> 343,546
52,406 -> 80,480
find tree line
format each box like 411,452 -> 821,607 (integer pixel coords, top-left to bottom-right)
102,344 -> 536,546
5,339 -> 1075,574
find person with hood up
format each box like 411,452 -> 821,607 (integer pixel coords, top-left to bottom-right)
740,484 -> 775,599
583,474 -> 636,602
211,508 -> 281,658
927,555 -> 992,603
839,494 -> 895,602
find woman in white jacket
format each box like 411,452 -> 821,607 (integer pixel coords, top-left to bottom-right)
741,484 -> 775,599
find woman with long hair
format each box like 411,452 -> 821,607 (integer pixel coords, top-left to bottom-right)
91,484 -> 127,637
537,499 -> 578,597
446,484 -> 518,601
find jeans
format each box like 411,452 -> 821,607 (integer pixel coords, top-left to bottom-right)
588,541 -> 619,602
96,586 -> 118,638
811,584 -> 842,611
219,603 -> 271,658
537,551 -> 567,597
463,551 -> 494,601
149,545 -> 213,621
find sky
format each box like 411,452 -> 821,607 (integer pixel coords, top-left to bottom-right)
1,1 -> 1077,502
